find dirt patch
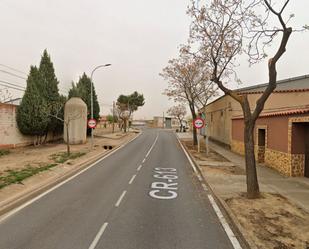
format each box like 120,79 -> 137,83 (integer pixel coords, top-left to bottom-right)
182,139 -> 228,162
182,139 -> 244,175
226,193 -> 309,249
202,165 -> 245,175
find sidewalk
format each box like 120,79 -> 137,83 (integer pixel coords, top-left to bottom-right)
177,132 -> 309,212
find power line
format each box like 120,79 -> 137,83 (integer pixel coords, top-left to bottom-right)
0,82 -> 25,92
0,63 -> 27,75
0,69 -> 27,80
0,79 -> 26,90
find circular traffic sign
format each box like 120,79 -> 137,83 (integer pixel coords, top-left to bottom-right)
88,118 -> 97,129
193,118 -> 205,129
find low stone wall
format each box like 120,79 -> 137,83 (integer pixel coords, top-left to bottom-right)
231,139 -> 298,176
231,140 -> 245,155
291,154 -> 305,177
264,148 -> 291,176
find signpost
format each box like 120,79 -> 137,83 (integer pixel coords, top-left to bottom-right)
193,118 -> 204,153
200,113 -> 209,156
193,118 -> 204,129
88,118 -> 97,129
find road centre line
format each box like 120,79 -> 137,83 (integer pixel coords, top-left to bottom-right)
197,174 -> 203,181
208,195 -> 242,249
129,174 -> 136,185
137,165 -> 142,171
145,133 -> 159,158
88,222 -> 109,249
202,183 -> 208,191
142,158 -> 146,163
0,132 -> 142,224
115,190 -> 127,207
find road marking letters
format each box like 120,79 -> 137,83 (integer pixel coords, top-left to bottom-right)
149,167 -> 178,200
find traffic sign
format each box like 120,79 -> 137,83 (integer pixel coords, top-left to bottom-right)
88,119 -> 97,129
193,118 -> 205,129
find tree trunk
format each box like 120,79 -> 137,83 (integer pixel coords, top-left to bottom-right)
66,122 -> 70,156
123,119 -> 127,133
191,110 -> 197,145
193,126 -> 198,145
243,118 -> 260,199
43,132 -> 48,144
178,117 -> 182,132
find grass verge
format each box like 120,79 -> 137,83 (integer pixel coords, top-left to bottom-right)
0,163 -> 57,189
0,150 -> 10,157
50,152 -> 86,164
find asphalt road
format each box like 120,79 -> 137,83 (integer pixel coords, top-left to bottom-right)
0,128 -> 238,249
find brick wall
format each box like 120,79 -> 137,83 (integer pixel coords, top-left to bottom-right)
0,103 -> 59,148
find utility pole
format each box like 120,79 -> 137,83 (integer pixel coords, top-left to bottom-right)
112,101 -> 115,133
162,112 -> 165,129
90,64 -> 111,149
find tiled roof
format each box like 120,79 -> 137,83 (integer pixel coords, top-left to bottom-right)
236,74 -> 309,93
238,88 -> 309,95
232,107 -> 309,119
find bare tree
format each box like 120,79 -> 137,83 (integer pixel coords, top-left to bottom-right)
188,0 -> 304,198
161,47 -> 218,145
49,105 -> 81,156
0,88 -> 12,103
115,102 -> 130,133
167,104 -> 187,132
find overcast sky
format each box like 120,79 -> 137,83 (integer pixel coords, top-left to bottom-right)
0,0 -> 308,119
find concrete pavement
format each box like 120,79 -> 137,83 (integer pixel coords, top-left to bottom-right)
0,129 -> 239,249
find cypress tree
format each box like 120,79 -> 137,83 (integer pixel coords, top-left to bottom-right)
38,49 -> 61,133
16,66 -> 50,141
68,73 -> 100,120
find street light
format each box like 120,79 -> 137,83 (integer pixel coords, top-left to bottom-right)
90,64 -> 111,149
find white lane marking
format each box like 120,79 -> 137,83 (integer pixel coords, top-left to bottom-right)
137,165 -> 142,171
202,183 -> 208,191
142,158 -> 146,163
176,134 -> 241,248
208,195 -> 242,249
176,136 -> 198,173
115,190 -> 127,207
145,133 -> 159,158
88,222 -> 108,249
197,174 -> 203,181
129,174 -> 136,185
0,132 -> 142,224
145,151 -> 151,158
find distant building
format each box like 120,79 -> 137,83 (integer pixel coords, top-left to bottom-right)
131,120 -> 147,126
153,116 -> 181,129
202,75 -> 309,177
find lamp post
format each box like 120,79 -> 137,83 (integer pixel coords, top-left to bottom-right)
90,64 -> 111,149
